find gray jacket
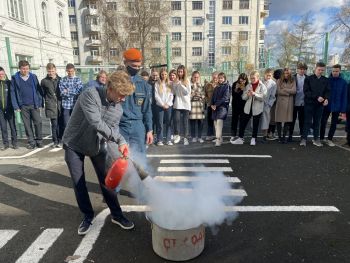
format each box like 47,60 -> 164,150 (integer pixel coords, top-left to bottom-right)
62,86 -> 126,156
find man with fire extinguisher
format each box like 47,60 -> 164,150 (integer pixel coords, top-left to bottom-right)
62,71 -> 135,235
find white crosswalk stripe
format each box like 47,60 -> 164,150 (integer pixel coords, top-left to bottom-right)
160,159 -> 230,164
154,176 -> 241,183
0,230 -> 18,249
15,228 -> 63,263
157,166 -> 233,172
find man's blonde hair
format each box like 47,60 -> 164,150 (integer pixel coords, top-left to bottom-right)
108,71 -> 135,96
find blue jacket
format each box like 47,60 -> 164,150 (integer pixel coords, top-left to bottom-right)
84,79 -> 105,92
328,75 -> 348,113
120,75 -> 153,132
211,81 -> 230,120
11,72 -> 43,110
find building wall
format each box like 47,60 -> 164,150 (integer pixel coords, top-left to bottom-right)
0,0 -> 73,79
69,0 -> 268,72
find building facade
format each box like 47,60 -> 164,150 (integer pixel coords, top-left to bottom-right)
69,0 -> 269,72
0,0 -> 73,78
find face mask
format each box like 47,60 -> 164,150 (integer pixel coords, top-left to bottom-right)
126,65 -> 140,76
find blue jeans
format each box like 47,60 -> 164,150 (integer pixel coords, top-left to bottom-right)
190,119 -> 203,138
156,106 -> 172,142
120,119 -> 146,153
64,145 -> 123,220
320,110 -> 339,140
302,102 -> 324,140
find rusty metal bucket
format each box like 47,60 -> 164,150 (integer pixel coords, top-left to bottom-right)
151,222 -> 205,261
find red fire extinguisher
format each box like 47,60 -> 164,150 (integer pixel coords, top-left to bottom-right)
105,148 -> 129,189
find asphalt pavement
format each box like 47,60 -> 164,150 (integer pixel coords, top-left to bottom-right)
0,127 -> 350,263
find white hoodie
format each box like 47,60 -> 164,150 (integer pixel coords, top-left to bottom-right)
154,82 -> 174,107
172,79 -> 191,111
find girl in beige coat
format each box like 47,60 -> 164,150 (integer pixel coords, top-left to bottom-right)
275,68 -> 296,143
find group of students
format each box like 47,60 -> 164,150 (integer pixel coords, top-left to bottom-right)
0,61 -> 84,150
144,62 -> 350,147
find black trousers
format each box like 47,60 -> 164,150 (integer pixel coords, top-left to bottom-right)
0,109 -> 17,146
239,112 -> 262,138
206,106 -> 214,137
21,105 -> 42,145
64,145 -> 123,220
290,106 -> 304,136
320,110 -> 339,141
231,106 -> 244,137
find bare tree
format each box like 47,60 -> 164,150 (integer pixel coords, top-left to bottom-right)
277,30 -> 297,67
291,12 -> 318,64
219,34 -> 247,74
331,0 -> 350,63
98,0 -> 171,66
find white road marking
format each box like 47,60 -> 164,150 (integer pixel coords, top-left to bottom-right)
158,166 -> 233,172
148,154 -> 272,158
160,159 -> 230,164
0,230 -> 18,249
16,228 -> 63,263
154,176 -> 241,183
120,205 -> 340,213
0,143 -> 53,159
173,188 -> 247,196
48,147 -> 62,152
68,208 -> 110,263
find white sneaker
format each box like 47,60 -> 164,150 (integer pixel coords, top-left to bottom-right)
174,135 -> 181,144
212,138 -> 217,143
157,141 -> 164,146
205,136 -> 214,141
232,137 -> 244,145
300,139 -> 306,146
312,139 -> 323,147
184,138 -> 189,146
215,138 -> 222,146
325,139 -> 335,147
230,136 -> 235,143
250,138 -> 256,146
198,138 -> 204,143
192,137 -> 197,143
166,141 -> 173,146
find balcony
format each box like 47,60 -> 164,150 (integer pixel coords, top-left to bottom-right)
88,8 -> 98,16
87,55 -> 103,63
86,39 -> 101,47
86,24 -> 100,32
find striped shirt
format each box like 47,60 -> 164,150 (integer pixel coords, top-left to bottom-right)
59,76 -> 83,109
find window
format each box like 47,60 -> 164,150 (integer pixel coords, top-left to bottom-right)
8,0 -> 26,22
209,23 -> 215,36
209,38 -> 215,52
59,12 -> 64,37
90,49 -> 100,56
172,32 -> 181,41
192,62 -> 202,70
87,1 -> 97,9
208,53 -> 215,67
89,33 -> 100,40
69,15 -> 76,24
239,0 -> 249,9
68,0 -> 75,7
151,48 -> 161,56
221,46 -> 231,55
150,17 -> 160,25
192,1 -> 203,10
192,17 -> 203,25
85,16 -> 99,25
73,48 -> 79,56
192,32 -> 203,41
107,2 -> 117,10
130,33 -> 139,42
192,47 -> 202,56
71,32 -> 78,40
15,54 -> 32,64
239,31 -> 248,41
239,16 -> 249,25
260,30 -> 265,41
222,32 -> 232,40
42,2 -> 48,31
150,1 -> 160,9
240,46 -> 248,55
127,1 -> 134,10
222,16 -> 232,25
171,1 -> 181,10
172,17 -> 181,26
172,47 -> 181,57
223,0 -> 232,10
110,48 -> 119,57
222,62 -> 231,71
151,32 -> 160,41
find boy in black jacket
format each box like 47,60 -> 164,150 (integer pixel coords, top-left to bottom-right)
300,62 -> 330,147
0,67 -> 17,150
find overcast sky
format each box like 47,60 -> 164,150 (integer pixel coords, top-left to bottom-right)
265,0 -> 345,57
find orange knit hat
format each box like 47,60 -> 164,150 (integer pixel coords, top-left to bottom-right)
123,48 -> 143,62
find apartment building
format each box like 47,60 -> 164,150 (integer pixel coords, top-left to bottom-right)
0,0 -> 73,78
69,0 -> 269,72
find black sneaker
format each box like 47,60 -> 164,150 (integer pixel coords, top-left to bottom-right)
111,215 -> 134,230
26,144 -> 35,149
1,145 -> 9,151
78,217 -> 93,235
12,144 -> 18,149
36,143 -> 44,148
